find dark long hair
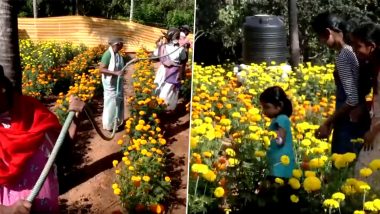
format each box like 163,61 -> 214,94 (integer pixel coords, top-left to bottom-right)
311,11 -> 356,45
259,86 -> 293,117
352,22 -> 380,94
351,22 -> 380,60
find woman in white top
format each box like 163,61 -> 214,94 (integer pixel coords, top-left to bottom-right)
153,28 -> 187,111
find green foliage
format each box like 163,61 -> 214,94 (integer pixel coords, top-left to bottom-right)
196,0 -> 380,64
17,0 -> 194,29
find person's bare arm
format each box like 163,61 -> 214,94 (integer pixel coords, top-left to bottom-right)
0,200 -> 32,214
99,63 -> 122,76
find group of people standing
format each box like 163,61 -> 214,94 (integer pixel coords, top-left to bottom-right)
98,25 -> 192,132
312,11 -> 380,186
153,25 -> 191,113
257,11 -> 380,211
0,24 -> 192,213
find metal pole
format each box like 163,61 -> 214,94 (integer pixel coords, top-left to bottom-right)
129,0 -> 134,22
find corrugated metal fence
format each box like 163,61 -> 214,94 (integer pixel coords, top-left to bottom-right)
18,16 -> 191,52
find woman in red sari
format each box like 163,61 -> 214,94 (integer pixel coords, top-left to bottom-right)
0,67 -> 83,213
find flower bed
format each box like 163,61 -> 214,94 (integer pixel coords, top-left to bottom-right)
188,62 -> 380,214
112,49 -> 172,214
20,39 -> 86,99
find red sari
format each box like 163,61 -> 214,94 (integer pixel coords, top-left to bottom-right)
0,94 -> 61,212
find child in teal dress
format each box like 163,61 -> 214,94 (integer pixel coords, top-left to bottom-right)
260,86 -> 295,179
258,86 -> 296,211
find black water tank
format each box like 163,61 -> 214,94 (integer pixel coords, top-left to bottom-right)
242,15 -> 288,64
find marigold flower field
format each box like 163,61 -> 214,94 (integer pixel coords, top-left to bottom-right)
19,40 -> 192,213
188,62 -> 380,214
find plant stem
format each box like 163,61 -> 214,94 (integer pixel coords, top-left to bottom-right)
203,182 -> 208,196
362,191 -> 367,210
194,175 -> 200,197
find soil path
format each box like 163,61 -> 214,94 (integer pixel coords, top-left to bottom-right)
57,63 -> 189,214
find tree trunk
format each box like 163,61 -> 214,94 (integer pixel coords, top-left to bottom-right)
288,0 -> 300,69
76,0 -> 79,15
0,1 -> 22,93
33,0 -> 37,18
129,0 -> 134,22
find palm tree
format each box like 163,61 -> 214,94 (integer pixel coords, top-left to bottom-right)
0,0 -> 22,93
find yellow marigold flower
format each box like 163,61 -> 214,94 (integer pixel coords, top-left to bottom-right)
331,153 -> 341,161
332,192 -> 345,202
359,184 -> 371,192
114,188 -> 121,195
364,201 -> 377,211
228,158 -> 239,167
204,117 -> 212,123
254,150 -> 266,158
360,167 -> 373,177
225,148 -> 236,157
232,112 -> 241,118
353,211 -> 365,214
128,166 -> 134,171
334,156 -> 348,169
303,176 -> 321,193
165,176 -> 171,182
374,199 -> 380,210
292,169 -> 303,179
190,137 -> 198,149
112,183 -> 118,189
369,159 -> 380,171
143,176 -> 150,182
275,178 -> 284,185
342,152 -> 356,163
305,171 -> 316,177
309,158 -> 325,168
131,176 -> 141,181
203,151 -> 213,158
117,139 -> 123,145
323,199 -> 339,209
139,111 -> 146,116
191,164 -> 209,174
141,149 -> 148,155
202,170 -> 217,182
112,160 -> 119,167
159,138 -> 166,145
290,194 -> 299,203
280,155 -> 290,165
301,139 -> 311,147
115,169 -> 120,174
288,178 -> 301,189
214,187 -> 225,198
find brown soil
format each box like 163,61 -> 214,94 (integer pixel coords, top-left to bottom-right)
57,63 -> 189,214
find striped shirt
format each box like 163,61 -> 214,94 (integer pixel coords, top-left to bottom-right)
335,45 -> 360,106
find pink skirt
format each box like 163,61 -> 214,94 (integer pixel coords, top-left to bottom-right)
0,132 -> 59,213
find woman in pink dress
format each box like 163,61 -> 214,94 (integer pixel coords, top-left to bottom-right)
0,67 -> 83,213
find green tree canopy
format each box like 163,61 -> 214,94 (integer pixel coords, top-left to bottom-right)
195,0 -> 380,65
17,0 -> 194,29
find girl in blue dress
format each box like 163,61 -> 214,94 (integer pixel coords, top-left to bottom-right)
257,86 -> 296,211
260,86 -> 295,179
